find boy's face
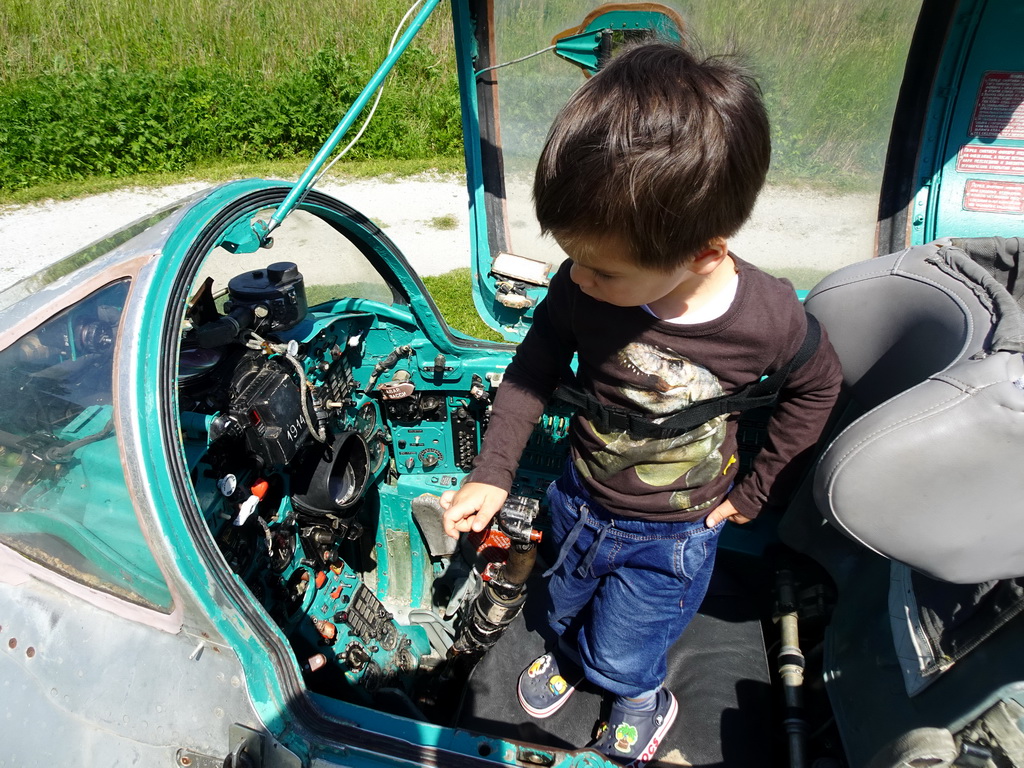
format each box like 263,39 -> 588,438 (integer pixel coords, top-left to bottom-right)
559,233 -> 700,308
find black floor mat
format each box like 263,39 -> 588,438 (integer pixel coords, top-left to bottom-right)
455,567 -> 775,767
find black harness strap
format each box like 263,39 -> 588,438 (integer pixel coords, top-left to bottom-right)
553,313 -> 822,439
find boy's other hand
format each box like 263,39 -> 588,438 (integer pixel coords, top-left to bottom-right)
440,482 -> 509,539
705,498 -> 752,528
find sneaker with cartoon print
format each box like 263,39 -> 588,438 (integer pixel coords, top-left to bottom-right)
516,651 -> 584,718
589,688 -> 678,767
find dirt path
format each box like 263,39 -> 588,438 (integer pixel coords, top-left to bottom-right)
0,174 -> 473,285
0,175 -> 878,288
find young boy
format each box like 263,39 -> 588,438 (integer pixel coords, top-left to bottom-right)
441,43 -> 842,765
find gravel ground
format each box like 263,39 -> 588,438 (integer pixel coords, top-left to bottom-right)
0,173 -> 878,287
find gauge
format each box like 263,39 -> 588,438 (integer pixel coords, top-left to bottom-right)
418,448 -> 443,469
356,403 -> 377,438
178,345 -> 225,385
380,623 -> 399,651
368,434 -> 387,474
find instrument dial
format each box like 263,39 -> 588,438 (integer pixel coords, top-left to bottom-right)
368,433 -> 388,474
418,448 -> 443,469
356,403 -> 377,438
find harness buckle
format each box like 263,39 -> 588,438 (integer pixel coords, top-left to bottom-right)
600,409 -> 633,433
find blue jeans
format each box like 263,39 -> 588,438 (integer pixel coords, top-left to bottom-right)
544,463 -> 724,697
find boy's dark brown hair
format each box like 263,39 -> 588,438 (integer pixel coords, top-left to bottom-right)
533,42 -> 770,270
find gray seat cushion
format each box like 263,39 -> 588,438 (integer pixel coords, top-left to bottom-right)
807,240 -> 1024,583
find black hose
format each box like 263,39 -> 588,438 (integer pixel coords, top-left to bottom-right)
777,569 -> 808,768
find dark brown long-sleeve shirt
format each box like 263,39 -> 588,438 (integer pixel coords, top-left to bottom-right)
469,257 -> 842,522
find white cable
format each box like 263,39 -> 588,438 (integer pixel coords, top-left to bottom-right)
475,45 -> 556,78
311,0 -> 425,187
246,332 -> 326,443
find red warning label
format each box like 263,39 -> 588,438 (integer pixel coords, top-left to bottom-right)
970,72 -> 1024,140
957,144 -> 1024,175
963,179 -> 1024,213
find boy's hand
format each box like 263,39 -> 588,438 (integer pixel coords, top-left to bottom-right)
705,498 -> 752,528
440,482 -> 509,539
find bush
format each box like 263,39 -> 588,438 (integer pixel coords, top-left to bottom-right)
0,47 -> 461,191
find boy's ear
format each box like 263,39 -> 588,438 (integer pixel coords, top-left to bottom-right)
688,238 -> 730,275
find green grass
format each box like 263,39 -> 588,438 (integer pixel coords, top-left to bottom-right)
428,214 -> 459,231
0,0 -> 921,195
0,156 -> 465,206
0,0 -> 461,192
492,0 -> 920,191
306,282 -> 395,307
686,0 -> 920,189
303,269 -> 503,343
1,0 -> 455,80
422,269 -> 503,342
768,267 -> 833,292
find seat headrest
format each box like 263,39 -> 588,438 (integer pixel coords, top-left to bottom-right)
808,239 -> 1024,583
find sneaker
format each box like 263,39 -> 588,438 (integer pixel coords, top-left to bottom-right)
517,651 -> 584,718
589,688 -> 678,766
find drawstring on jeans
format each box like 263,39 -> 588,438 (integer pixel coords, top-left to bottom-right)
577,522 -> 612,577
543,504 -> 613,578
543,509 -> 588,577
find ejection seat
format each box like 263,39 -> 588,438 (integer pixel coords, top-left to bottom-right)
789,237 -> 1024,767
